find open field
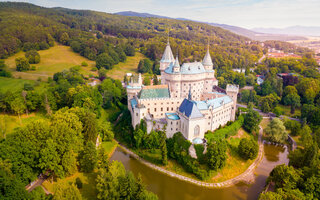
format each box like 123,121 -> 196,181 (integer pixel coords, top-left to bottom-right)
4,43 -> 97,81
0,112 -> 46,137
0,77 -> 35,92
106,52 -> 146,80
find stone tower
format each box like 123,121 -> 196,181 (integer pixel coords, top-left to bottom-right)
159,40 -> 174,85
226,84 -> 239,121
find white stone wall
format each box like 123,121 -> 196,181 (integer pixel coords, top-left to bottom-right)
138,98 -> 183,119
166,119 -> 181,138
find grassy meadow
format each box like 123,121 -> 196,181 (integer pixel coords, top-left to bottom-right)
4,43 -> 97,81
106,52 -> 146,80
0,77 -> 35,92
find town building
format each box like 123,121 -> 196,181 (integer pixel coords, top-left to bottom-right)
127,41 -> 239,144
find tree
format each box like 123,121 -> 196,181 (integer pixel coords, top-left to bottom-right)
206,140 -> 227,170
238,138 -> 259,160
59,32 -> 70,45
243,103 -> 262,133
25,50 -> 40,64
79,141 -> 97,173
99,121 -> 114,141
9,97 -> 26,122
0,115 -> 7,139
61,150 -> 77,177
265,118 -> 288,143
96,53 -> 114,69
268,164 -> 302,190
283,86 -> 301,114
160,133 -> 167,165
15,57 -> 30,71
53,182 -> 82,200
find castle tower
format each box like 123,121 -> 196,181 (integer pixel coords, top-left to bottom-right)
226,84 -> 239,121
160,39 -> 175,85
202,44 -> 213,71
138,73 -> 142,85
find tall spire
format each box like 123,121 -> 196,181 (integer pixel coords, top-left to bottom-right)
188,87 -> 192,100
161,32 -> 175,63
202,40 -> 213,67
174,56 -> 180,68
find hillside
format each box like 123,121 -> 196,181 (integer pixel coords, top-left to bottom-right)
4,44 -> 96,80
115,11 -> 307,42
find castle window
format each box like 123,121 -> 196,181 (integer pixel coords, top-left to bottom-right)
167,107 -> 169,111
171,122 -> 173,125
176,128 -> 178,131
136,113 -> 138,116
194,125 -> 200,137
171,107 -> 173,111
154,108 -> 157,112
161,108 -> 163,111
176,122 -> 178,125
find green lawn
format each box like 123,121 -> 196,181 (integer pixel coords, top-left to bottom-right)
101,140 -> 117,156
106,52 -> 146,80
42,171 -> 97,200
4,43 -> 97,81
276,104 -> 301,118
0,77 -> 34,92
0,112 -> 46,137
210,128 -> 254,183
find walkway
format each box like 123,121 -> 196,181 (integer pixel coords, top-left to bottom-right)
116,126 -> 264,188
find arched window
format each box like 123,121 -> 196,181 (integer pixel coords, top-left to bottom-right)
194,125 -> 200,137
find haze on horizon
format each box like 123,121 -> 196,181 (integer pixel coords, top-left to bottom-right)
3,0 -> 320,29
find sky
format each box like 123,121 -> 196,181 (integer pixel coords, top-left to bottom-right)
3,0 -> 320,29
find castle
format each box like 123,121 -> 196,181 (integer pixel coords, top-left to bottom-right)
127,40 -> 239,144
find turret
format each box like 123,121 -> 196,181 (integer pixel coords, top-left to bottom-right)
226,84 -> 239,121
160,39 -> 175,84
173,56 -> 180,73
138,73 -> 142,85
202,44 -> 213,71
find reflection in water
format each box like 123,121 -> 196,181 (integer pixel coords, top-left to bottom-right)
110,142 -> 289,200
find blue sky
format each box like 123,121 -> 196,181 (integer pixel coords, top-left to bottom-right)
4,0 -> 320,28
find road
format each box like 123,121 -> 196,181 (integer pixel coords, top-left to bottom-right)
237,104 -> 301,122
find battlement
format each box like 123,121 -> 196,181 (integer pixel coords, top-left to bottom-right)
226,84 -> 239,93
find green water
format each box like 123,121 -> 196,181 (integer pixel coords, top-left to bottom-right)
110,143 -> 289,200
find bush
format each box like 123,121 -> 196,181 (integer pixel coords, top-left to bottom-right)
238,138 -> 259,160
15,57 -> 30,71
23,83 -> 34,91
91,67 -> 97,71
75,177 -> 82,189
25,50 -> 40,64
31,66 -> 36,71
81,61 -> 88,67
205,115 -> 244,142
273,106 -> 283,117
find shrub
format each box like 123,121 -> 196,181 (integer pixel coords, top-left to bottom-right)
31,66 -> 36,71
81,61 -> 88,67
205,115 -> 244,142
273,106 -> 283,117
91,67 -> 97,71
25,50 -> 40,64
15,57 -> 30,71
238,138 -> 259,160
75,177 -> 82,189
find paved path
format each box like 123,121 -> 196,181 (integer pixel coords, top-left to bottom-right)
117,126 -> 264,188
25,175 -> 48,192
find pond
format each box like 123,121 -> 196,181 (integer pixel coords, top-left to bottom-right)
110,143 -> 289,200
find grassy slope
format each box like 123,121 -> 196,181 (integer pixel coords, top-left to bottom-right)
106,52 -> 146,80
0,112 -> 46,136
0,77 -> 34,92
4,43 -> 97,81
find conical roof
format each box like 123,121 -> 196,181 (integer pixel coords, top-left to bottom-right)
173,56 -> 180,68
161,41 -> 175,63
202,47 -> 213,66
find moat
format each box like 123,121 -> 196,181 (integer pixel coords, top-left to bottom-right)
110,142 -> 289,200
